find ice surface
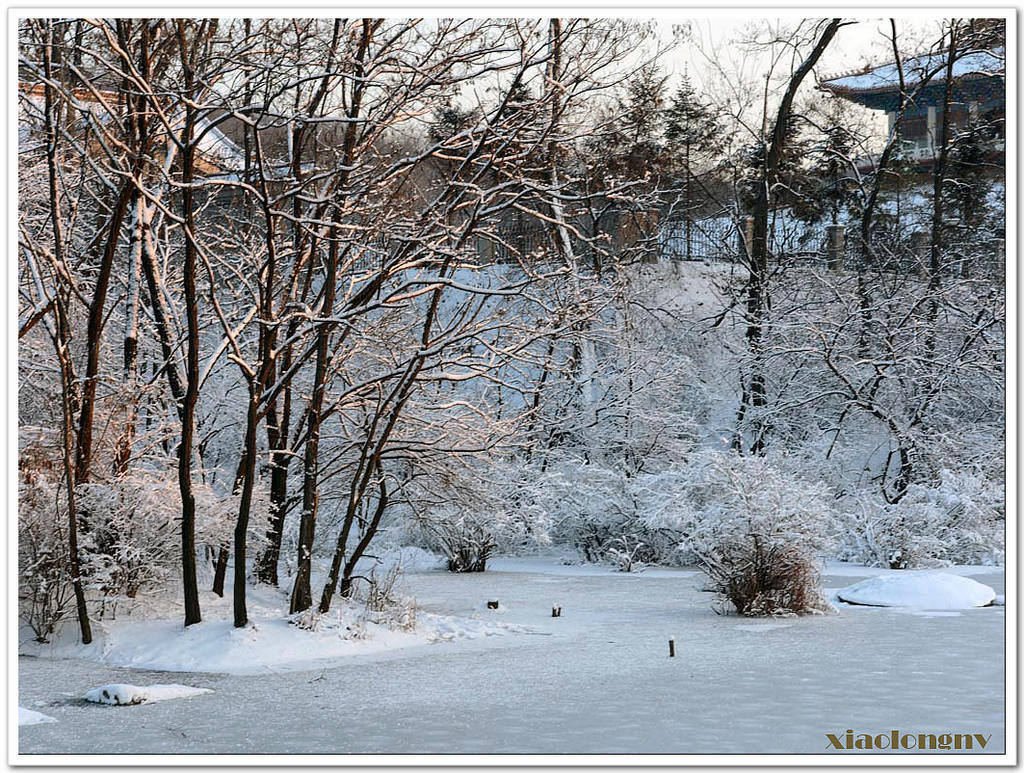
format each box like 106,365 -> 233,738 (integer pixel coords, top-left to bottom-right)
836,572 -> 996,609
84,684 -> 212,706
733,622 -> 792,631
18,707 -> 57,726
18,561 -> 1004,755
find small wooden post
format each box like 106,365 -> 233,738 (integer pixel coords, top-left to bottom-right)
739,216 -> 754,262
486,600 -> 499,609
826,224 -> 845,271
911,231 -> 930,275
668,637 -> 676,658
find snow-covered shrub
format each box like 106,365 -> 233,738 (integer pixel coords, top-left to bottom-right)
434,515 -> 494,572
76,473 -> 182,606
76,470 -> 270,612
357,563 -> 416,631
18,458 -> 73,643
398,459 -> 551,573
290,563 -> 416,635
836,470 -> 1003,568
531,460 -> 633,562
605,534 -> 648,573
702,537 -> 825,616
526,458 -> 683,568
652,453 -> 836,615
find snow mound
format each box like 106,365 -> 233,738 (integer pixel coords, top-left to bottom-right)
19,707 -> 57,726
84,683 -> 212,706
836,573 -> 996,609
386,546 -> 443,572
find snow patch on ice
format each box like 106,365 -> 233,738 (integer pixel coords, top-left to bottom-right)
425,613 -> 525,642
84,684 -> 211,706
18,706 -> 57,726
836,572 -> 996,610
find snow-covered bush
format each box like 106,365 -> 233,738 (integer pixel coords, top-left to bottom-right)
702,537 -> 826,616
651,453 -> 836,615
357,563 -> 417,631
433,514 -> 494,572
18,460 -> 73,643
836,470 -> 1003,568
398,459 -> 551,573
291,563 -> 416,636
76,470 -> 270,612
526,458 -> 684,568
76,473 -> 182,606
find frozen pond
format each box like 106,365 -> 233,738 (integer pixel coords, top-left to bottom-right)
18,560 -> 1005,755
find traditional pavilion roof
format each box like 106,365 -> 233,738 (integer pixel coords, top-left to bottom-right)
820,47 -> 1004,111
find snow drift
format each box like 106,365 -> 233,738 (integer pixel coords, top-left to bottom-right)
836,572 -> 996,609
27,603 -> 523,675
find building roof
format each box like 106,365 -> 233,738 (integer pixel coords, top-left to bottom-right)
821,47 -> 1004,95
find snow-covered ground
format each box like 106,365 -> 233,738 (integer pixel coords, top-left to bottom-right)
17,559 -> 1004,755
21,582 -> 520,675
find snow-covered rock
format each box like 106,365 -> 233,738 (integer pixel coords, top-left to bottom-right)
836,572 -> 996,610
84,684 -> 211,706
18,707 -> 57,726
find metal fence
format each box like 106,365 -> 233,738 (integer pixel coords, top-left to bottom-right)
658,216 -> 1003,280
659,217 -> 742,263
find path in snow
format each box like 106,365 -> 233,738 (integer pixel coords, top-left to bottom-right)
18,562 -> 1004,755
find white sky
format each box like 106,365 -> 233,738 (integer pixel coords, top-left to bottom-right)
646,16 -> 955,140
669,17 -> 947,86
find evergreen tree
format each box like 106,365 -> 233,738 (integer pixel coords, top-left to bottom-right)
598,64 -> 670,185
800,99 -> 858,226
663,74 -> 722,257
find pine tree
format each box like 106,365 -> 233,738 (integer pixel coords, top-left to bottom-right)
801,99 -> 857,226
946,113 -> 996,278
663,74 -> 721,258
599,64 -> 669,185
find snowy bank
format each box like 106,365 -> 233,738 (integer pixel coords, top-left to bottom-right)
836,572 -> 996,609
24,605 -> 524,675
84,684 -> 211,706
18,707 -> 57,726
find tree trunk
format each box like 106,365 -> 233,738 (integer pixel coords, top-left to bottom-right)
73,179 -> 132,485
176,22 -> 202,627
290,234 -> 339,613
740,18 -> 842,455
232,391 -> 262,626
291,19 -> 370,613
926,24 -> 958,360
41,22 -> 91,644
114,193 -> 144,476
